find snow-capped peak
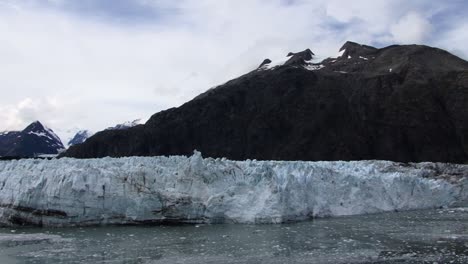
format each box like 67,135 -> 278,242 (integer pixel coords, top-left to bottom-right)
106,119 -> 144,131
0,121 -> 65,157
67,130 -> 94,147
23,121 -> 46,133
23,121 -> 63,146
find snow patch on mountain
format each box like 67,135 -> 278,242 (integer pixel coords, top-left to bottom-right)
258,49 -> 323,70
334,49 -> 346,58
44,127 -> 62,144
258,56 -> 289,70
304,64 -> 325,71
0,152 -> 466,226
28,131 -> 52,139
105,119 -> 143,131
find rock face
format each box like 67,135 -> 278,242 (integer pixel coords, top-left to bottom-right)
64,42 -> 468,162
0,121 -> 64,158
0,153 -> 466,226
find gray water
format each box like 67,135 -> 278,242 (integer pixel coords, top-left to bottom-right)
0,208 -> 467,264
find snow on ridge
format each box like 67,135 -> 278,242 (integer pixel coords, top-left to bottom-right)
28,131 -> 52,140
259,49 -> 323,70
106,119 -> 143,131
305,54 -> 326,64
333,49 -> 346,59
45,127 -> 62,144
304,64 -> 325,71
36,124 -> 63,145
258,57 -> 289,70
27,126 -> 65,151
325,49 -> 346,61
0,152 -> 466,226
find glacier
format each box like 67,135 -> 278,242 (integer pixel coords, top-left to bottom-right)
0,152 -> 466,227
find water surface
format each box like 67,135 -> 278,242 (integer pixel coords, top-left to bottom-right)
0,208 -> 467,263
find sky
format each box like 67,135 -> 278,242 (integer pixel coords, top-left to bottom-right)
1,0 -> 468,142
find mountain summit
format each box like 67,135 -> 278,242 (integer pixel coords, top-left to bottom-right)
63,42 -> 468,162
0,121 -> 64,158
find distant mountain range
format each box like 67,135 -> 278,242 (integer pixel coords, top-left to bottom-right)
61,120 -> 142,148
63,41 -> 468,163
0,118 -> 143,158
67,130 -> 94,147
0,121 -> 64,158
105,119 -> 143,131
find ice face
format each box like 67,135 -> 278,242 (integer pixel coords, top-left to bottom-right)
0,152 -> 466,226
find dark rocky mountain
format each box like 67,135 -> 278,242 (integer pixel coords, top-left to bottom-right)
0,121 -> 65,158
67,130 -> 93,147
63,41 -> 468,163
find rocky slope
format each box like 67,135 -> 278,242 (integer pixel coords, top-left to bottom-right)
0,152 -> 466,226
64,42 -> 468,162
0,121 -> 64,158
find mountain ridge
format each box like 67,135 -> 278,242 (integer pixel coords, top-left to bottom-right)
63,42 -> 468,162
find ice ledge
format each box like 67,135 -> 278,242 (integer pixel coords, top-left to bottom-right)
0,152 -> 466,226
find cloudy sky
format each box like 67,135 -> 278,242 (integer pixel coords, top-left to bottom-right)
1,0 -> 467,142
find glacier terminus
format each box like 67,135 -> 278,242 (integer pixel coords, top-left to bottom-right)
0,152 -> 466,227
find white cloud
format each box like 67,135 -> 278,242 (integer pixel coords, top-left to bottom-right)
437,23 -> 468,59
390,12 -> 432,44
0,0 -> 466,141
0,97 -> 60,131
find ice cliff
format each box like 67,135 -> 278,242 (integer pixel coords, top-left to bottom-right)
0,152 -> 466,226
